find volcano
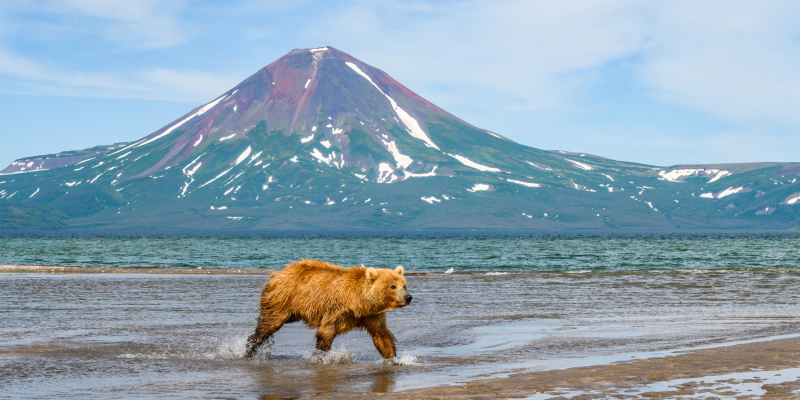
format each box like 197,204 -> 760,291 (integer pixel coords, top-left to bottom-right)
2,47 -> 799,230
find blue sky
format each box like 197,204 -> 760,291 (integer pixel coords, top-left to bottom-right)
2,0 -> 800,168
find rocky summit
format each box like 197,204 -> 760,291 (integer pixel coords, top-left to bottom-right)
1,47 -> 799,230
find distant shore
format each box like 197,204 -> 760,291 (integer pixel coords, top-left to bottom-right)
0,265 -> 433,276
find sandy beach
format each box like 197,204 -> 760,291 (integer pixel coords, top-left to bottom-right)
369,337 -> 800,399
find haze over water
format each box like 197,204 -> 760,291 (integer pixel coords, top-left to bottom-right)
2,231 -> 800,398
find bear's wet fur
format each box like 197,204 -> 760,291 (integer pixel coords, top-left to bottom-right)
246,259 -> 413,359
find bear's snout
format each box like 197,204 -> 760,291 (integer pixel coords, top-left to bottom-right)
404,294 -> 413,304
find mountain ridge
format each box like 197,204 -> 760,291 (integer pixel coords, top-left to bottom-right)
1,47 -> 799,230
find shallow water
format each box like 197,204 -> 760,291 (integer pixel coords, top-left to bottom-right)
3,267 -> 800,398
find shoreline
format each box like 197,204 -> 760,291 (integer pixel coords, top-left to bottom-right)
370,336 -> 800,399
0,265 -> 433,276
0,264 -> 274,275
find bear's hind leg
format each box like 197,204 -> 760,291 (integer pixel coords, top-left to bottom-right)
362,314 -> 397,359
314,324 -> 337,352
246,311 -> 289,358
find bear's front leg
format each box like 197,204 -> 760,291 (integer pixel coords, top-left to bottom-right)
362,313 -> 396,359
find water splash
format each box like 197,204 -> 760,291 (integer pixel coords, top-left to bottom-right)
303,346 -> 354,365
200,331 -> 254,360
388,353 -> 418,366
117,330 -> 264,361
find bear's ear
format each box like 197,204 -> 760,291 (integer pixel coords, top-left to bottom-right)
395,265 -> 404,275
366,267 -> 379,282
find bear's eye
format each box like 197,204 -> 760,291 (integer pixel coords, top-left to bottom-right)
390,285 -> 396,289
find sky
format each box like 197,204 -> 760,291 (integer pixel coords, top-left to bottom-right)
2,0 -> 800,169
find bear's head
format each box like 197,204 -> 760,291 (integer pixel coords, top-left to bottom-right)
365,265 -> 412,312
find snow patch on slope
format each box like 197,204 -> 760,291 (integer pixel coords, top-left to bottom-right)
506,179 -> 542,188
404,166 -> 438,178
564,158 -> 593,170
708,170 -> 732,183
376,162 -> 399,183
467,183 -> 491,192
659,168 -> 732,183
525,161 -> 552,171
717,186 -> 744,198
345,62 -> 440,150
198,168 -> 233,189
219,133 -> 236,142
235,146 -> 252,165
76,157 -> 96,165
485,131 -> 503,139
447,154 -> 501,172
659,169 -> 702,182
179,153 -> 205,197
379,139 -> 413,169
310,149 -> 341,169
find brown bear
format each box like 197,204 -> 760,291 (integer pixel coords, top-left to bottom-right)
245,259 -> 413,359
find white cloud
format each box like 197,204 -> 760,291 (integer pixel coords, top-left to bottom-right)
636,1 -> 800,127
2,0 -> 187,49
61,0 -> 188,49
0,49 -> 46,79
0,47 -> 236,102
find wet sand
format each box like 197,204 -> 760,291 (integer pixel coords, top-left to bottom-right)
368,337 -> 800,399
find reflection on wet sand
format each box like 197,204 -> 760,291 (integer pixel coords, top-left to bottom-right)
254,362 -> 399,399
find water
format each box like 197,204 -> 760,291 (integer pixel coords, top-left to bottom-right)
1,230 -> 799,271
1,231 -> 800,398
